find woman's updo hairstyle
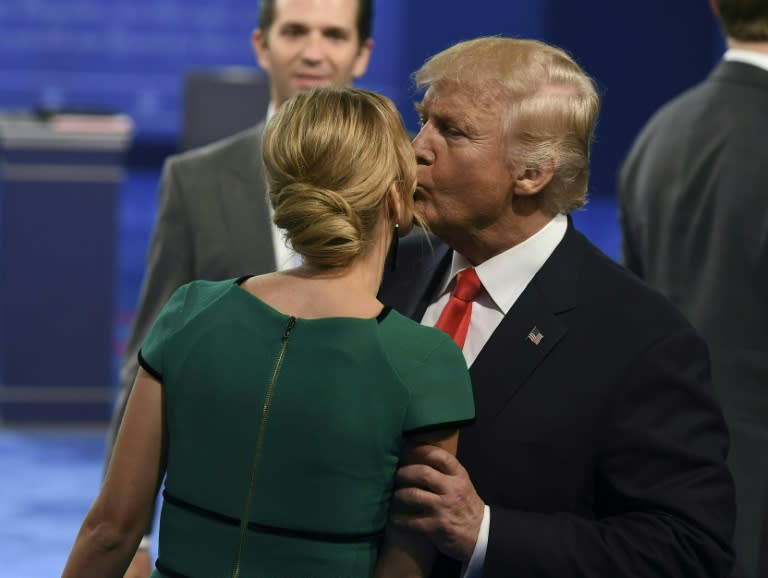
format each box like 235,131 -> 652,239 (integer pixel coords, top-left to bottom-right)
262,87 -> 417,269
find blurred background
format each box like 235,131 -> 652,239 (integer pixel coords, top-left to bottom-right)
0,0 -> 723,574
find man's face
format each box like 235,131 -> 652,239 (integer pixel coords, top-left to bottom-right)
412,83 -> 518,248
252,0 -> 372,107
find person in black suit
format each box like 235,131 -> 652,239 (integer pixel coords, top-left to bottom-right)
619,2 -> 768,576
380,36 -> 736,577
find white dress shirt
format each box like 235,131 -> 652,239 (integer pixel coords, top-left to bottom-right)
270,212 -> 303,271
421,213 -> 568,576
723,47 -> 768,72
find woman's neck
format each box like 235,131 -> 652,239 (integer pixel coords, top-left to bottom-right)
292,254 -> 384,299
293,212 -> 392,297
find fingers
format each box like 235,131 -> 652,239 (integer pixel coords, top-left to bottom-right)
396,462 -> 447,494
392,471 -> 445,533
394,483 -> 440,507
390,486 -> 443,534
393,461 -> 471,519
390,475 -> 486,562
404,444 -> 463,476
391,447 -> 485,562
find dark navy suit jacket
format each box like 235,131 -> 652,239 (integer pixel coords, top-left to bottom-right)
380,221 -> 736,577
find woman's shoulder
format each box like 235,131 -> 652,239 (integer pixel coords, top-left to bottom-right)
178,277 -> 237,303
380,307 -> 451,338
164,277 -> 240,322
141,278 -> 241,373
379,308 -> 465,367
378,309 -> 474,428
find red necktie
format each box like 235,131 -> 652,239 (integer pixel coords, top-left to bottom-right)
434,268 -> 482,349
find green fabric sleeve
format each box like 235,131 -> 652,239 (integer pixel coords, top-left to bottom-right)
138,283 -> 191,379
402,332 -> 475,432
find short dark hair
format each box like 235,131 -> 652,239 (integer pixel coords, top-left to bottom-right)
716,0 -> 768,41
259,0 -> 373,44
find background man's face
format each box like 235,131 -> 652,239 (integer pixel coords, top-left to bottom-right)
252,0 -> 372,107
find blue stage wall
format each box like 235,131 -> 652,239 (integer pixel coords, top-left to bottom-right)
0,0 -> 725,423
0,1 -> 724,191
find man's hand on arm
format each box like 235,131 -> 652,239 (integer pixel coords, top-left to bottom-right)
391,445 -> 485,562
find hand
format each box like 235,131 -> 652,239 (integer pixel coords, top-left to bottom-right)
391,445 -> 485,562
123,548 -> 152,578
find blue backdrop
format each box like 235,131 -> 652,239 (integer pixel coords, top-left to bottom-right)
1,0 -> 723,194
0,0 -> 726,419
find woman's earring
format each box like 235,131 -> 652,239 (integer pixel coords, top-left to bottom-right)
389,223 -> 399,272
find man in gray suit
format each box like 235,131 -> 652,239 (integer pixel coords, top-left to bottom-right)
112,1 -> 373,575
618,1 -> 768,576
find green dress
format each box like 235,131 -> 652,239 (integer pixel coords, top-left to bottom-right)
142,278 -> 474,578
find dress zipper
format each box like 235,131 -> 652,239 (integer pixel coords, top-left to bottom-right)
231,316 -> 296,578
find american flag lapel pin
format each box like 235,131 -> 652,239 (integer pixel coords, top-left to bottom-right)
527,326 -> 544,345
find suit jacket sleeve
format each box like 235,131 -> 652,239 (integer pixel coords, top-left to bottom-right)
108,156 -> 194,450
484,327 -> 734,577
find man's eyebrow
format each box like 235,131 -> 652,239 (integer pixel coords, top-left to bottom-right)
322,25 -> 351,36
416,103 -> 473,130
278,21 -> 308,30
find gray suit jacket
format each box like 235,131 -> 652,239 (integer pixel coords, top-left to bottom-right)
618,60 -> 768,578
110,122 -> 276,445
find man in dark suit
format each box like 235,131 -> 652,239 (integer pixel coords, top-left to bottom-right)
618,2 -> 768,576
111,1 -> 373,575
381,36 -> 736,577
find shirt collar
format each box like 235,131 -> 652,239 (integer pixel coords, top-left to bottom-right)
439,213 -> 568,314
723,48 -> 768,73
266,102 -> 277,121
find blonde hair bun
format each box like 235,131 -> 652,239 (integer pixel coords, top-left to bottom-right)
262,87 -> 417,270
271,182 -> 364,269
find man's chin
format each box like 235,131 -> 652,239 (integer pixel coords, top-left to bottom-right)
413,200 -> 432,222
294,79 -> 330,91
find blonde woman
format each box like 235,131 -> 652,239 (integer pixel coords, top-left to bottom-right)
62,87 -> 474,578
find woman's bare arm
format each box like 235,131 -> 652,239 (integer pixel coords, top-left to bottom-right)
62,368 -> 166,578
373,427 -> 460,578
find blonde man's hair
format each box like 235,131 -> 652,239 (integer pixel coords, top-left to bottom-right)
414,36 -> 600,214
262,87 -> 417,269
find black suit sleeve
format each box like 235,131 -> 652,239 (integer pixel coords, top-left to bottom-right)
483,327 -> 735,577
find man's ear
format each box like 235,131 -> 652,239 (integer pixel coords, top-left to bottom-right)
251,28 -> 270,72
514,163 -> 555,196
352,38 -> 374,80
709,0 -> 720,18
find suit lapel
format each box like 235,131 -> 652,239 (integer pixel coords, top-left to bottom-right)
386,220 -> 589,422
219,123 -> 277,272
469,285 -> 566,421
380,234 -> 451,319
410,244 -> 451,320
469,220 -> 585,421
